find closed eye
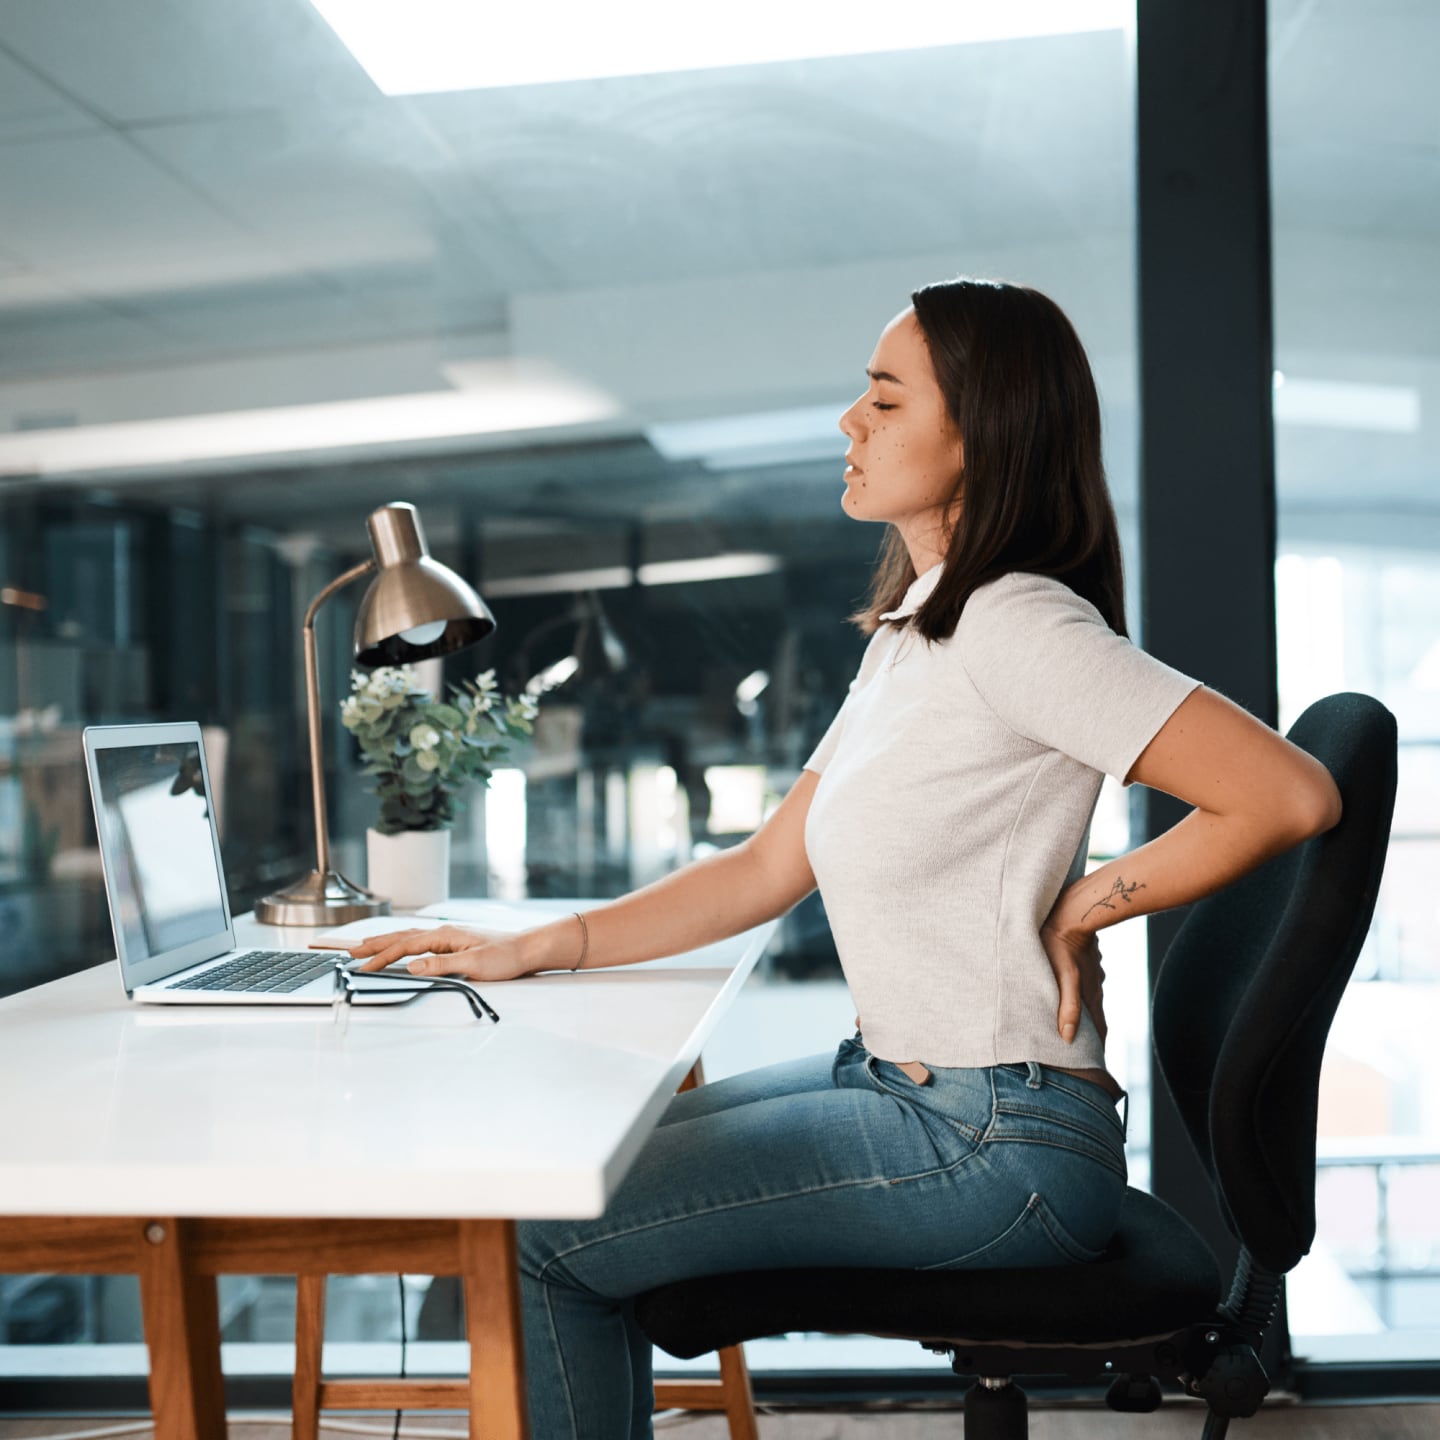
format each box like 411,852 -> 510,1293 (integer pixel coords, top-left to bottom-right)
871,402 -> 895,411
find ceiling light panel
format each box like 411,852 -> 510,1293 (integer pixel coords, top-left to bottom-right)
309,0 -> 1128,95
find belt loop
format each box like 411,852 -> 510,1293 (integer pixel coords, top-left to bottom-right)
1024,1061 -> 1042,1089
1120,1090 -> 1130,1137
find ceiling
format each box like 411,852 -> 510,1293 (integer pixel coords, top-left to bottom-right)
0,0 -> 1435,545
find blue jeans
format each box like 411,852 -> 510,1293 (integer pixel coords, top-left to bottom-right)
516,1033 -> 1129,1439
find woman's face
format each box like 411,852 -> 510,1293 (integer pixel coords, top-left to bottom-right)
837,306 -> 965,566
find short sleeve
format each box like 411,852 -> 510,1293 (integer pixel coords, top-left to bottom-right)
957,573 -> 1204,788
803,686 -> 854,774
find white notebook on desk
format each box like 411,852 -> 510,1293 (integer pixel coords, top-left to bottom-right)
311,900 -> 539,951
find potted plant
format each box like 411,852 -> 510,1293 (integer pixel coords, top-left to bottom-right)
340,665 -> 539,909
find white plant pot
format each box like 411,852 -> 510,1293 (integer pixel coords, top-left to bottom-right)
366,827 -> 451,912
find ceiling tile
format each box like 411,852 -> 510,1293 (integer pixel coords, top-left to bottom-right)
0,0 -> 375,123
412,36 -> 1128,290
129,102 -> 524,302
0,267 -> 74,305
127,274 -> 368,352
0,44 -> 100,144
0,131 -> 300,298
0,300 -> 178,382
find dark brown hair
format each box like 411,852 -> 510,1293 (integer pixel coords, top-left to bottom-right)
848,276 -> 1130,642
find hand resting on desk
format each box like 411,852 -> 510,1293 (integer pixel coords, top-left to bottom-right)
348,924 -> 531,981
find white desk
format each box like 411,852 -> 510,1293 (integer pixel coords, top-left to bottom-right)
0,900 -> 776,1440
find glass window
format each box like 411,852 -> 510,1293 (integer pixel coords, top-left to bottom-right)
1271,0 -> 1440,1364
0,7 -> 1139,1385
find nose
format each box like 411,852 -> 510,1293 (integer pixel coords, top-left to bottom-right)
839,399 -> 862,439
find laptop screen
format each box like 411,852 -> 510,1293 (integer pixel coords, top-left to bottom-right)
91,739 -> 228,964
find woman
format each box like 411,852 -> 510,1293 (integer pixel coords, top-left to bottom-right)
350,277 -> 1343,1439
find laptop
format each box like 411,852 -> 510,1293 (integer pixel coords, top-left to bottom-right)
83,721 -> 408,1006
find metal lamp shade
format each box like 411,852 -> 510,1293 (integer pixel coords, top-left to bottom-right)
354,558 -> 494,666
353,502 -> 494,666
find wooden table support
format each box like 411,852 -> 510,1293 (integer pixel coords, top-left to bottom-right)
0,1065 -> 753,1440
291,1058 -> 758,1440
137,1220 -> 226,1440
0,1217 -> 227,1440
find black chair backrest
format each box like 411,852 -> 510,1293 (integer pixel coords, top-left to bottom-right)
1150,692 -> 1398,1274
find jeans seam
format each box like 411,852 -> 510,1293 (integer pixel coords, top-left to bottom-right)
998,1068 -> 1122,1129
917,1191 -> 1038,1271
982,1133 -> 1127,1179
535,1149 -> 982,1282
543,1269 -> 582,1439
1034,1079 -> 1125,1129
1032,1193 -> 1104,1262
993,1100 -> 1124,1146
981,1067 -> 999,1142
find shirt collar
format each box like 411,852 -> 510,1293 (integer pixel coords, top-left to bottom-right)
878,561 -> 944,621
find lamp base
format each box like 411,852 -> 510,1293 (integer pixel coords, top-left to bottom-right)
254,868 -> 391,927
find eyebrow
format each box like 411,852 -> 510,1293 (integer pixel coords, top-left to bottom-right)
866,368 -> 905,386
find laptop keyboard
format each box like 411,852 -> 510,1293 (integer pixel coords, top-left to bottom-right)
169,949 -> 336,994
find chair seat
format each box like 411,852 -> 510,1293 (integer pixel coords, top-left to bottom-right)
633,1187 -> 1224,1360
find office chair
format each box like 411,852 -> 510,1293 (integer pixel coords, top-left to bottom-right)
632,691 -> 1398,1440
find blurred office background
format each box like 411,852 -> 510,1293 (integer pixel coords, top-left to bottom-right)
0,0 -> 1436,1395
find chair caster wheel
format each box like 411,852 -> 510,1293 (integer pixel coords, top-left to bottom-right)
1107,1372 -> 1163,1412
964,1377 -> 1028,1440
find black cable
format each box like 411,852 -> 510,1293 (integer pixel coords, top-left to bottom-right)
393,1272 -> 407,1440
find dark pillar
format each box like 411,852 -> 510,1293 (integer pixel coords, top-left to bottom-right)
1135,0 -> 1290,1375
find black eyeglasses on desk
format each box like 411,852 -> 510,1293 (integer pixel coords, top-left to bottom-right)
331,961 -> 500,1032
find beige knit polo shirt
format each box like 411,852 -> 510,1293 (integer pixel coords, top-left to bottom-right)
803,565 -> 1203,1075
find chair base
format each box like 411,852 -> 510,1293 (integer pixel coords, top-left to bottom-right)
919,1323 -> 1265,1439
964,1378 -> 1028,1440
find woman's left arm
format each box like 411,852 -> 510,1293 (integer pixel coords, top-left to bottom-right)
1044,685 -> 1343,1043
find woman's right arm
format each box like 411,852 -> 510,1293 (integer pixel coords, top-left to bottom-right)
519,767 -> 823,973
348,769 -> 824,979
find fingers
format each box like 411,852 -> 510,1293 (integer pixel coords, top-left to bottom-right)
349,930 -> 453,973
404,953 -> 457,976
1055,960 -> 1081,1043
347,926 -> 477,971
404,951 -> 489,979
347,928 -> 427,958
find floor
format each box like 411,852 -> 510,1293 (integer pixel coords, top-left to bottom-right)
3,1402 -> 1440,1439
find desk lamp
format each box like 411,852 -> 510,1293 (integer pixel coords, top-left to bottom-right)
256,502 -> 495,926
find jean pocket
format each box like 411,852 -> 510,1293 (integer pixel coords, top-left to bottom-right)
864,1055 -> 987,1145
917,1191 -> 1107,1271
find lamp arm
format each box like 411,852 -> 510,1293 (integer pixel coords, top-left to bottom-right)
302,558 -> 377,877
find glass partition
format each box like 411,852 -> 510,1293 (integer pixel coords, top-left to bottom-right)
1270,0 -> 1440,1364
0,4 -> 1139,1385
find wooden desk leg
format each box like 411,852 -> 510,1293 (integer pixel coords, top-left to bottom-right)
137,1219 -> 226,1440
293,1274 -> 327,1440
460,1219 -> 529,1440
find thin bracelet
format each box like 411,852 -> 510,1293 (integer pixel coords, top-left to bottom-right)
570,911 -> 589,971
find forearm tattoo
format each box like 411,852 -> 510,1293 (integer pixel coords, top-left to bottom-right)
1080,876 -> 1146,925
